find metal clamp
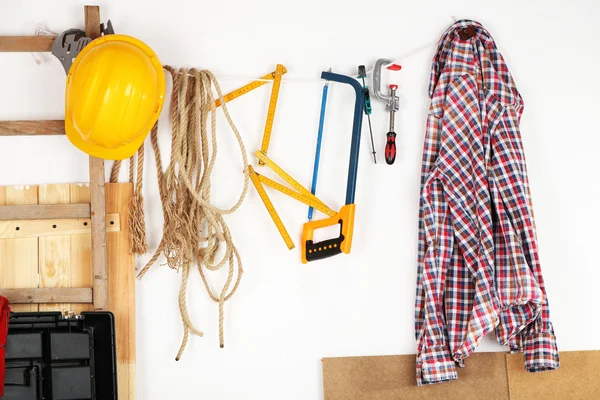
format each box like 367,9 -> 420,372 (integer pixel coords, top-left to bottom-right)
373,58 -> 399,112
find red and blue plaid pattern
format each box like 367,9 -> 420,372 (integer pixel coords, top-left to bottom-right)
415,20 -> 559,385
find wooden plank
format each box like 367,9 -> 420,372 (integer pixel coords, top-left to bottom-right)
0,36 -> 55,52
107,183 -> 136,400
89,157 -> 108,311
0,120 -> 65,136
507,351 -> 600,400
0,213 -> 119,239
322,353 -> 510,400
85,6 -> 102,39
4,186 -> 39,312
38,184 -> 71,312
70,184 -> 93,313
0,203 -> 90,221
0,288 -> 92,304
85,4 -> 109,313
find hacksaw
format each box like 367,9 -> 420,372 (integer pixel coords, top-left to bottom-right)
249,70 -> 365,264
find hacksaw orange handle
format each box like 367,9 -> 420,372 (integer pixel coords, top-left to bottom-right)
301,204 -> 355,264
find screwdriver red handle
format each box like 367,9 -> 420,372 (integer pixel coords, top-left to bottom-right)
385,84 -> 398,165
385,132 -> 396,165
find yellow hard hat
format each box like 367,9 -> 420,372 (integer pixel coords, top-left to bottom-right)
65,34 -> 166,160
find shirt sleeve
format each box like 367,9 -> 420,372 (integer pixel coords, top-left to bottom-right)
416,178 -> 458,385
415,114 -> 442,340
490,107 -> 559,372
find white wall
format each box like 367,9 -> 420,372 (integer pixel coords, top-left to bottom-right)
1,1 -> 599,399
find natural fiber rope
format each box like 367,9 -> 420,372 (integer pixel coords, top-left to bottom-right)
128,155 -> 135,183
109,143 -> 150,254
129,143 -> 149,255
136,66 -> 248,358
110,159 -> 122,183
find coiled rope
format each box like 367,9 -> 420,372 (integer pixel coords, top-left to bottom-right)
113,67 -> 248,359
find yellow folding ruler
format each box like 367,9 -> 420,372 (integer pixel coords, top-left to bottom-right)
214,64 -> 286,163
248,69 -> 363,264
248,151 -> 336,250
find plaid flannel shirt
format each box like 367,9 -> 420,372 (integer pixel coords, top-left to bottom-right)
415,20 -> 559,385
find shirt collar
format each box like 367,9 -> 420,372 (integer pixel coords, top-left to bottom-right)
429,20 -> 522,107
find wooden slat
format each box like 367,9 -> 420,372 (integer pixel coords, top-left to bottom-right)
89,159 -> 108,310
0,288 -> 92,304
107,183 -> 136,400
4,186 -> 39,312
0,120 -> 65,136
85,5 -> 109,313
39,185 -> 71,312
0,213 -> 120,239
0,203 -> 90,221
85,6 -> 102,39
70,184 -> 93,313
0,36 -> 56,52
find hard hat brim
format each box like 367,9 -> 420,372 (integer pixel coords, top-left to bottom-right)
65,115 -> 148,161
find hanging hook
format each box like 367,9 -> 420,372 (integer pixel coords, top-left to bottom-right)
31,23 -> 58,65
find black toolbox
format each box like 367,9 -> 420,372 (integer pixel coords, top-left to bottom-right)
3,312 -> 118,399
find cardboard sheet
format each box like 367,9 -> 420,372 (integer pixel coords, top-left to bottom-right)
324,350 -> 600,400
322,352 -> 510,400
506,351 -> 600,400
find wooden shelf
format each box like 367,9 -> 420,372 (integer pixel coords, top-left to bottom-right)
0,36 -> 56,52
0,120 -> 65,136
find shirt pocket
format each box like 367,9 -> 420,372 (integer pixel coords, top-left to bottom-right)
429,72 -> 474,119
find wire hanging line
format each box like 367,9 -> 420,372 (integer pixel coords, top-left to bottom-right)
166,38 -> 440,84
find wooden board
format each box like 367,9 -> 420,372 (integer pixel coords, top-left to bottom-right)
70,184 -> 93,313
89,159 -> 108,311
84,5 -> 109,313
324,351 -> 600,400
106,183 -> 136,400
0,203 -> 90,220
85,6 -> 102,39
0,120 -> 65,136
506,351 -> 600,400
322,352 -> 509,400
0,214 -> 119,239
1,287 -> 92,304
2,186 -> 39,312
38,184 -> 71,312
0,36 -> 55,52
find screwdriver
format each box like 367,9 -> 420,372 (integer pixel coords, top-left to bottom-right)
358,65 -> 377,163
385,84 -> 398,165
